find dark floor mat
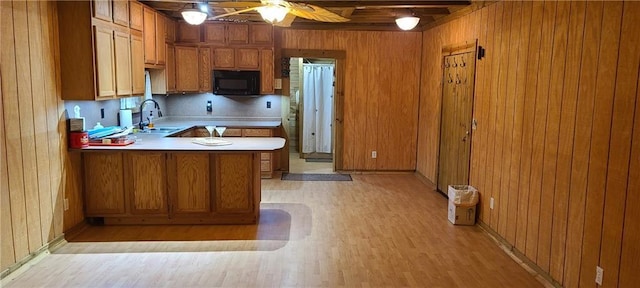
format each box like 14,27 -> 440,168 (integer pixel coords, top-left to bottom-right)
281,173 -> 352,181
305,158 -> 333,163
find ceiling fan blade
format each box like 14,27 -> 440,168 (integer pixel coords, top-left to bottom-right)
284,2 -> 349,22
273,13 -> 296,27
207,6 -> 260,20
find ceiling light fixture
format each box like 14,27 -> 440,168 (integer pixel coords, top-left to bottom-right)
182,4 -> 207,25
256,4 -> 290,24
395,16 -> 420,30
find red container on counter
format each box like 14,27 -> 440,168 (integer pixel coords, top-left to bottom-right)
69,131 -> 89,148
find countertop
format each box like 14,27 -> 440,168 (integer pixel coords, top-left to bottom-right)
80,136 -> 285,152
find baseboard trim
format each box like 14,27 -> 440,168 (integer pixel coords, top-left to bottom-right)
1,234 -> 67,284
477,221 -> 560,288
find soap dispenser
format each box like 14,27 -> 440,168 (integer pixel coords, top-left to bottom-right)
93,122 -> 104,129
147,111 -> 154,129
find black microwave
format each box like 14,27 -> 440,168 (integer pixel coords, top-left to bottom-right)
212,70 -> 260,95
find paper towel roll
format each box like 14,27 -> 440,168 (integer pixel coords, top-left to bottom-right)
119,109 -> 133,128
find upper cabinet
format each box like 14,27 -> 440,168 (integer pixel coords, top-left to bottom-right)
58,1 -> 143,100
143,6 -> 166,66
129,0 -> 143,31
203,23 -> 272,46
250,24 -> 273,46
177,21 -> 201,43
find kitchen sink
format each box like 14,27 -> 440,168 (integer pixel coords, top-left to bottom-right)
143,127 -> 182,134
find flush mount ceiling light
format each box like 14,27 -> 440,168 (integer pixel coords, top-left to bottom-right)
256,4 -> 290,24
182,3 -> 208,25
395,16 -> 420,30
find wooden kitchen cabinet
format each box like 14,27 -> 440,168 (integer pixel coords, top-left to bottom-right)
199,47 -> 212,92
84,153 -> 126,216
155,14 -> 166,65
250,24 -> 273,45
126,153 -> 168,215
243,129 -> 274,178
213,48 -> 235,69
175,46 -> 199,92
260,49 -> 274,94
204,23 -> 248,45
236,48 -> 260,69
129,0 -> 143,31
215,154 -> 254,213
93,0 -> 112,22
114,31 -> 133,96
177,21 -> 201,43
94,26 -> 117,99
58,1 -> 141,100
143,7 -> 156,64
167,153 -> 212,215
131,32 -> 145,94
166,44 -> 176,92
112,0 -> 129,27
165,18 -> 176,43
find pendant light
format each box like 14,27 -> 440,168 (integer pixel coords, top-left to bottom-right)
182,3 -> 208,25
395,16 -> 420,30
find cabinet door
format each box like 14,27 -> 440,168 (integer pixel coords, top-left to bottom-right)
166,18 -> 176,43
155,14 -> 166,64
143,7 -> 156,64
236,48 -> 259,69
129,1 -> 143,31
175,46 -> 199,92
131,33 -> 145,94
167,153 -> 212,215
94,26 -> 117,99
204,23 -> 226,43
114,31 -> 132,96
250,24 -> 273,45
166,44 -> 176,92
92,0 -> 112,22
215,154 -> 253,213
213,48 -> 235,68
199,47 -> 212,92
177,21 -> 200,43
127,153 -> 167,215
227,24 -> 249,45
260,49 -> 274,94
112,0 -> 129,27
84,153 -> 125,215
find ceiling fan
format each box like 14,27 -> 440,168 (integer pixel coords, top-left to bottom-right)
173,0 -> 350,27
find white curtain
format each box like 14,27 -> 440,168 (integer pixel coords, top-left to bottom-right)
302,64 -> 334,154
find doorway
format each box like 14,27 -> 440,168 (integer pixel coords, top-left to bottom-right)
437,43 -> 477,193
288,58 -> 335,173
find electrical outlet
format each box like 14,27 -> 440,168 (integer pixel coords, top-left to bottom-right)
371,151 -> 377,158
596,266 -> 603,285
206,100 -> 212,112
100,108 -> 105,119
266,101 -> 271,109
490,197 -> 494,209
63,198 -> 69,211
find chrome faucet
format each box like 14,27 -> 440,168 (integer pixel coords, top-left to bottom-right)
139,99 -> 163,129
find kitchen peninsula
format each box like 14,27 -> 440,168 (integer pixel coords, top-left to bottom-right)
77,124 -> 285,226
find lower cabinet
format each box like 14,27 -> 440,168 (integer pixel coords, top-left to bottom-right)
83,151 -> 260,224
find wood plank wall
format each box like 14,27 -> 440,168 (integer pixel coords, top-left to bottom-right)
0,0 -> 70,272
280,30 -> 422,171
416,0 -> 640,286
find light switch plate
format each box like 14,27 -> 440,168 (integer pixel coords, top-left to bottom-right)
274,78 -> 282,89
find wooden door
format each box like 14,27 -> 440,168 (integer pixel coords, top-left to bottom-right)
114,31 -> 132,96
166,44 -> 176,92
175,46 -> 198,92
437,50 -> 476,193
155,14 -> 166,65
213,48 -> 235,68
143,7 -> 156,64
199,47 -> 212,92
93,26 -> 116,99
227,24 -> 249,44
84,153 -> 126,215
250,24 -> 273,45
130,33 -> 145,94
204,24 -> 226,43
165,18 -> 176,43
177,22 -> 200,43
129,0 -> 143,31
92,0 -> 111,22
167,153 -> 212,215
215,154 -> 253,213
126,153 -> 167,215
112,0 -> 129,27
236,48 -> 259,69
260,49 -> 274,94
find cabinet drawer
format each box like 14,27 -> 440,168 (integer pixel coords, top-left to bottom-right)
260,152 -> 271,160
223,128 -> 242,137
242,128 -> 272,137
260,160 -> 271,172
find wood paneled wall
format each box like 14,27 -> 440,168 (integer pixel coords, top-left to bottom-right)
417,0 -> 640,286
0,0 -> 71,272
281,30 -> 422,171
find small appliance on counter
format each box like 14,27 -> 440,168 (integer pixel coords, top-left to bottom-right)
87,126 -> 136,146
68,105 -> 88,149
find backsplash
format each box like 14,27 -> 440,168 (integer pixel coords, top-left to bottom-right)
162,93 -> 281,117
64,93 -> 282,129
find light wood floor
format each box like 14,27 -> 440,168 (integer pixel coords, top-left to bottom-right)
5,175 -> 544,287
288,152 -> 333,174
